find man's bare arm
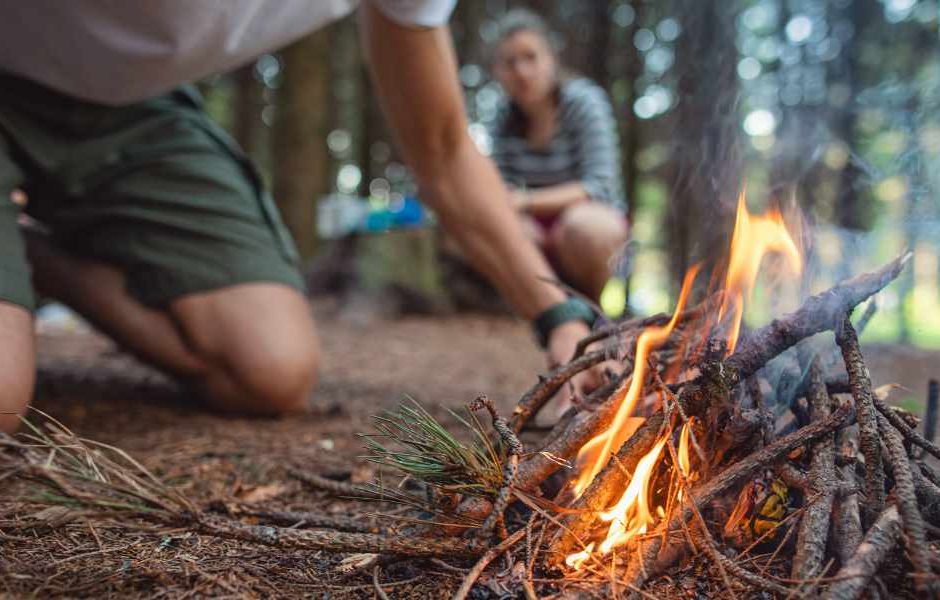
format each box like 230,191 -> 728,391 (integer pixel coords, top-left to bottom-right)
359,4 -> 568,321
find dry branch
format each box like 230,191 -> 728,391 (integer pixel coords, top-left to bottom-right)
837,317 -> 886,526
877,413 -> 934,594
832,428 -> 863,564
235,508 -> 380,533
510,349 -> 610,433
724,252 -> 910,384
872,393 -> 940,461
821,505 -> 901,600
451,527 -> 526,600
513,378 -> 633,493
470,395 -> 522,540
289,469 -> 382,499
791,359 -> 837,581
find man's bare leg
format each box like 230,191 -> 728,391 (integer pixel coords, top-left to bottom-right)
0,303 -> 35,433
25,232 -> 320,416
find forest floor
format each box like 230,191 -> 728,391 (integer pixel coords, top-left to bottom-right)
1,297 -> 938,598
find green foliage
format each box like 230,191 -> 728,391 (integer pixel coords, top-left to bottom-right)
359,398 -> 504,497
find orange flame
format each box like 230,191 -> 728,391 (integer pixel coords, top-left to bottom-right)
564,542 -> 595,569
676,418 -> 693,502
596,434 -> 669,554
563,186 -> 803,571
717,189 -> 802,353
570,265 -> 700,497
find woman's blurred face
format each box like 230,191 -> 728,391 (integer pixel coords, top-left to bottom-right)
493,30 -> 557,110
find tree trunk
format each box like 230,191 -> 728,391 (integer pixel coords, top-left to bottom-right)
272,28 -> 334,262
667,0 -> 741,289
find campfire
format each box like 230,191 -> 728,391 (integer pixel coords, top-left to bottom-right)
2,191 -> 938,598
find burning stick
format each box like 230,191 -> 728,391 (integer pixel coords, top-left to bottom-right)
791,359 -> 837,581
836,316 -> 886,528
540,254 -> 909,566
624,403 -> 853,588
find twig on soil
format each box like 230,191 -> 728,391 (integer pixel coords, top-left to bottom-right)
451,527 -> 526,600
836,316 -> 886,527
373,566 -> 391,600
289,469 -> 386,500
821,505 -> 901,600
233,507 -> 379,533
197,514 -> 482,558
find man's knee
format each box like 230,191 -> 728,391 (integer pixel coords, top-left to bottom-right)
171,284 -> 321,416
0,304 -> 36,433
233,333 -> 320,415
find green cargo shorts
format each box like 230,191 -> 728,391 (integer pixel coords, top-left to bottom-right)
0,73 -> 305,311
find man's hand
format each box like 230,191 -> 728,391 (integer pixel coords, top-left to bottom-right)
545,320 -> 613,419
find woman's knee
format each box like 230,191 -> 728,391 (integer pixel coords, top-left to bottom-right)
551,202 -> 629,255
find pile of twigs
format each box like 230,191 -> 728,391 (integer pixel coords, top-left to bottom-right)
3,252 -> 938,599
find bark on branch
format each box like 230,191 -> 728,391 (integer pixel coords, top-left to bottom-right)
791,359 -> 837,581
821,505 -> 901,600
197,515 -> 482,558
724,252 -> 910,385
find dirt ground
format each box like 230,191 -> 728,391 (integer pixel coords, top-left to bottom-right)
1,298 -> 938,598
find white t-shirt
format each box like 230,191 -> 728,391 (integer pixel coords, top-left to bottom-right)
0,0 -> 456,106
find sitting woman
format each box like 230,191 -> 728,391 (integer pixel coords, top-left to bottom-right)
488,9 -> 629,302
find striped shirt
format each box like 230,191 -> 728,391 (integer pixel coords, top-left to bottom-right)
489,78 -> 626,209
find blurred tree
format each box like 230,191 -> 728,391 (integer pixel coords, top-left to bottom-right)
272,28 -> 334,261
668,0 -> 742,287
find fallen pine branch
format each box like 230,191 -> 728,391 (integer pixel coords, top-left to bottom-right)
196,514 -> 482,558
